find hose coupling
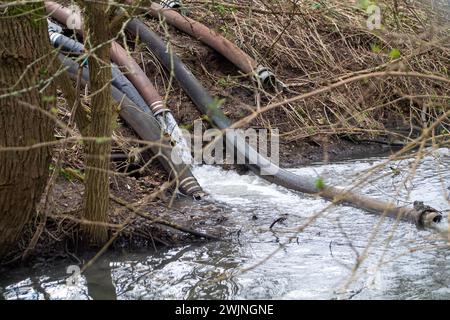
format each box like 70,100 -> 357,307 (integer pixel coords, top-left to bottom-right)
47,19 -> 63,35
150,101 -> 171,116
254,65 -> 276,88
49,31 -> 63,44
160,0 -> 183,9
180,176 -> 204,199
413,201 -> 442,229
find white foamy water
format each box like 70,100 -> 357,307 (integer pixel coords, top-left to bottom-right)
1,148 -> 448,300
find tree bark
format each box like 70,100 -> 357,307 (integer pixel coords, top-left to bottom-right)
57,70 -> 91,136
83,1 -> 115,246
0,3 -> 55,259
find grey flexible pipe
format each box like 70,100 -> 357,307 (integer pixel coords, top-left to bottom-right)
59,54 -> 204,198
45,3 -> 202,196
48,21 -> 149,112
45,2 -> 193,166
126,18 -> 443,229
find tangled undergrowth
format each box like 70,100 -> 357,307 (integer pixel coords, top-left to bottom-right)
3,0 -> 450,265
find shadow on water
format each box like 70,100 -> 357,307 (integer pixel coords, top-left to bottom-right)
84,258 -> 117,300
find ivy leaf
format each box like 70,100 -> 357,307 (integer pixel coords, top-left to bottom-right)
312,2 -> 322,10
50,107 -> 59,115
389,48 -> 402,59
358,0 -> 372,10
42,95 -> 56,103
370,43 -> 382,54
95,137 -> 109,144
315,177 -> 326,190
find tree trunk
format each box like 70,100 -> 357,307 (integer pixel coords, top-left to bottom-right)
0,4 -> 55,259
83,1 -> 115,246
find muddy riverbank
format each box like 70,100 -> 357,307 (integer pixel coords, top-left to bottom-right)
0,131 -> 395,270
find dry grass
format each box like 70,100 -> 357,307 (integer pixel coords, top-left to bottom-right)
134,0 -> 450,145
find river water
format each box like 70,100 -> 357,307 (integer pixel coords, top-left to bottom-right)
1,148 -> 449,300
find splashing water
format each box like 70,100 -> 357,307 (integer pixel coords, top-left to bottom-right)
1,149 -> 448,300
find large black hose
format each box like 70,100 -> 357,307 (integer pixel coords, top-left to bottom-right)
59,54 -> 204,198
133,1 -> 277,87
125,19 -> 443,228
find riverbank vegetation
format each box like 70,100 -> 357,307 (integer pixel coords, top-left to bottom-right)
0,0 -> 448,272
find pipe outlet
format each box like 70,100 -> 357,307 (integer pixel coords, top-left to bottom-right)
255,65 -> 276,88
180,177 -> 205,200
150,100 -> 171,116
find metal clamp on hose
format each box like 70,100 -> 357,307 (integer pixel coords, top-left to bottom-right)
47,19 -> 63,35
160,0 -> 183,9
150,101 -> 171,116
47,24 -> 87,65
48,20 -> 65,51
180,177 -> 205,199
254,65 -> 276,88
49,31 -> 63,44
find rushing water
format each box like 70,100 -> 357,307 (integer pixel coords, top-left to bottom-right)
1,148 -> 449,300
